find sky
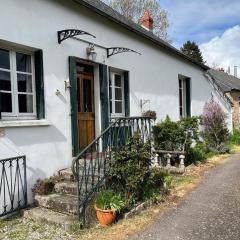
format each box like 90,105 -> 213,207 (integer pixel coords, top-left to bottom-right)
160,0 -> 240,74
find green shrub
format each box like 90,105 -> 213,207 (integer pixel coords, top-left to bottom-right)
94,190 -> 125,212
106,134 -> 151,206
180,116 -> 200,148
185,145 -> 207,165
142,168 -> 171,203
107,134 -> 171,206
152,116 -> 199,152
152,116 -> 186,151
228,129 -> 240,145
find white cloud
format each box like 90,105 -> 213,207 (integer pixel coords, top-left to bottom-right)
200,25 -> 240,76
161,0 -> 240,47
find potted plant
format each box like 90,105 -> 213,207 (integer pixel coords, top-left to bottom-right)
142,110 -> 157,119
94,190 -> 125,227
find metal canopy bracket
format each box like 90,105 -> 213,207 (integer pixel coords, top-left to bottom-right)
107,47 -> 141,58
58,29 -> 96,44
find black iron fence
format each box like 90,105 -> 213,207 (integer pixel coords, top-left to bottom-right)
72,116 -> 154,224
0,156 -> 28,217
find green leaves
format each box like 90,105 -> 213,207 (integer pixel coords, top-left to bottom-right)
106,134 -> 171,206
94,190 -> 125,212
152,116 -> 199,152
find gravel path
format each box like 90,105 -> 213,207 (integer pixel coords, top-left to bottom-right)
130,153 -> 240,240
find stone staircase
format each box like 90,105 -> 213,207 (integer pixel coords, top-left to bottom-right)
24,167 -> 98,229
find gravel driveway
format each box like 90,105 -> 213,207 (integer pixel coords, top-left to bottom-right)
129,153 -> 240,240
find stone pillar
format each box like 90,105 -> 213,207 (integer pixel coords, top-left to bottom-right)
151,153 -> 160,168
166,153 -> 171,168
179,154 -> 185,169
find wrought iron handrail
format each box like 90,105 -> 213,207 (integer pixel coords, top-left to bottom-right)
0,156 -> 27,217
71,116 -> 154,224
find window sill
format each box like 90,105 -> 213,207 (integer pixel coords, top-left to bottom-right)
0,119 -> 50,128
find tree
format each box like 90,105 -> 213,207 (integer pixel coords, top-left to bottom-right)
103,0 -> 170,42
180,41 -> 205,64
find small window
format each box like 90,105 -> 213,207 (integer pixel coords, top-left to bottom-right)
179,76 -> 191,117
109,72 -> 125,116
0,47 -> 36,119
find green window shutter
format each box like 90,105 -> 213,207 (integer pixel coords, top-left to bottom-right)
99,64 -> 109,131
69,57 -> 79,156
186,79 -> 191,117
34,50 -> 45,119
124,71 -> 130,116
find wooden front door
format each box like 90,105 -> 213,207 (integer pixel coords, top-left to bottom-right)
77,73 -> 95,149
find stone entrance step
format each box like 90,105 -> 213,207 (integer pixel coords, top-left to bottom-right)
58,168 -> 75,181
58,167 -> 104,182
23,207 -> 77,230
55,181 -> 78,195
34,193 -> 78,215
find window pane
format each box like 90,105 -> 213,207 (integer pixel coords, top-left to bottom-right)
109,86 -> 112,100
18,94 -> 33,113
0,71 -> 11,91
110,100 -> 112,114
0,92 -> 12,112
83,79 -> 92,112
115,88 -> 122,100
16,53 -> 31,73
115,101 -> 122,114
114,74 -> 122,87
17,74 -> 32,93
0,49 -> 10,69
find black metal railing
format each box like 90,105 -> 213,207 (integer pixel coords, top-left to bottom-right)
0,156 -> 27,217
72,116 -> 154,224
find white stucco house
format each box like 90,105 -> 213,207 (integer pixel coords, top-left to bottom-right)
0,0 -> 232,217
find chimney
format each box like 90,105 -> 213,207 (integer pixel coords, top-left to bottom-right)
234,66 -> 238,77
140,10 -> 153,31
217,68 -> 225,72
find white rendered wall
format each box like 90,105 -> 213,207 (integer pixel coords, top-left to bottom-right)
0,0 -> 232,202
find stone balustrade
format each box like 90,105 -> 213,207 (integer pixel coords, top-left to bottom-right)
152,150 -> 186,174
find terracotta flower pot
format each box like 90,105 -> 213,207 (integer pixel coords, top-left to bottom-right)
94,205 -> 117,227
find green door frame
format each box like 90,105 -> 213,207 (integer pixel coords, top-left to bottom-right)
69,57 -> 110,156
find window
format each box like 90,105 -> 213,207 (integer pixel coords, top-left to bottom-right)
179,76 -> 191,117
109,72 -> 125,116
0,47 -> 36,119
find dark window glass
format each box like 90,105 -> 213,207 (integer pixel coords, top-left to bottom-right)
0,71 -> 11,91
115,101 -> 122,113
0,92 -> 12,112
76,63 -> 93,74
115,88 -> 122,100
109,86 -> 112,100
83,79 -> 92,112
179,79 -> 183,117
0,49 -> 10,69
18,94 -> 33,113
16,53 -> 31,73
110,100 -> 112,114
115,74 -> 122,87
17,74 -> 32,93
